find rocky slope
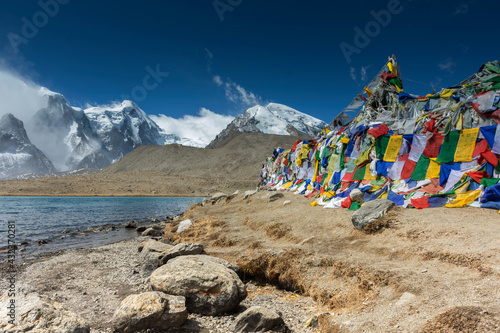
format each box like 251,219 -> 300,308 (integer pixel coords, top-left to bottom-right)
0,113 -> 57,179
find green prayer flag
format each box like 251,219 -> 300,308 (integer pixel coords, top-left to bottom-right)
436,131 -> 460,163
411,155 -> 430,181
481,177 -> 500,188
348,202 -> 362,211
375,135 -> 390,160
352,164 -> 367,181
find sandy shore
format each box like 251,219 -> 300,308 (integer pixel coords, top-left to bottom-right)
2,190 -> 500,332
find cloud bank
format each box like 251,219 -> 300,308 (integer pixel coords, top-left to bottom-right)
150,108 -> 234,147
0,69 -> 45,122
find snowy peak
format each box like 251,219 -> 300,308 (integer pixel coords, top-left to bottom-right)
0,113 -> 57,179
207,103 -> 327,148
0,113 -> 29,141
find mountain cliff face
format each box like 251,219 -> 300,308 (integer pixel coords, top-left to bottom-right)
26,89 -> 166,171
207,103 -> 327,148
0,113 -> 57,178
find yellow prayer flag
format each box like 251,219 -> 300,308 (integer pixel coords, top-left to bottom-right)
383,135 -> 403,162
440,89 -> 456,98
425,159 -> 441,179
311,160 -> 319,182
387,61 -> 395,74
340,137 -> 350,144
444,189 -> 481,208
454,128 -> 479,162
364,87 -> 373,97
282,181 -> 294,189
364,166 -> 376,180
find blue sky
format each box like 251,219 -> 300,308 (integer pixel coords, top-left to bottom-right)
1,0 -> 499,123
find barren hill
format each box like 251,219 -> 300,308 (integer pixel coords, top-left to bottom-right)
102,132 -> 300,180
0,132 -> 301,196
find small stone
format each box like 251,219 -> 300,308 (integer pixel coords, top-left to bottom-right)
282,200 -> 291,206
268,193 -> 284,202
233,306 -> 287,332
125,221 -> 137,229
349,189 -> 364,203
136,226 -> 147,233
177,219 -> 193,233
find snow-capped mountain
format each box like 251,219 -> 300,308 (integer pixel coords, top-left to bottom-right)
207,103 -> 327,148
25,88 -> 166,171
0,113 -> 57,178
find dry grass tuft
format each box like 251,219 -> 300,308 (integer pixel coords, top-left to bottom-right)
421,306 -> 499,333
212,236 -> 237,248
363,210 -> 398,234
265,223 -> 291,239
167,216 -> 227,245
421,251 -> 492,274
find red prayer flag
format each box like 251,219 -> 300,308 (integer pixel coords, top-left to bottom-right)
341,196 -> 352,209
423,134 -> 444,158
367,124 -> 388,139
411,196 -> 430,209
400,159 -> 417,180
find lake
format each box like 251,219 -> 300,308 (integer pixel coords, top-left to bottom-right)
0,196 -> 203,259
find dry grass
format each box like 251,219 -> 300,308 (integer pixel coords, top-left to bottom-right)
265,223 -> 291,239
421,251 -> 492,274
237,249 -> 400,313
421,306 -> 500,333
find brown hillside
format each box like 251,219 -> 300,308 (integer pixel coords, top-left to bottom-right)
0,132 -> 301,196
101,132 -> 300,180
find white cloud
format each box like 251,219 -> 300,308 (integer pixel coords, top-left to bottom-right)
0,68 -> 45,123
350,67 -> 357,82
150,108 -> 234,148
213,75 -> 223,86
438,58 -> 456,73
361,66 -> 370,82
224,81 -> 261,107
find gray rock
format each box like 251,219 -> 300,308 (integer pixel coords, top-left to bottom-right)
136,226 -> 147,233
210,192 -> 227,203
234,306 -> 288,333
201,255 -> 242,276
282,200 -> 291,206
141,228 -> 163,237
150,255 -> 247,315
158,243 -> 204,266
112,292 -> 187,333
177,219 -> 193,233
125,221 -> 136,229
351,199 -> 395,231
140,239 -> 173,254
139,251 -> 160,277
243,189 -> 258,200
349,189 -> 364,203
268,193 -> 284,202
0,290 -> 90,332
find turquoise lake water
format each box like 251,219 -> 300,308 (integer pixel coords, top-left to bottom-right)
0,196 -> 203,259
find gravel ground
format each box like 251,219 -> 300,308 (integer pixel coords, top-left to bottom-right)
1,235 -> 323,333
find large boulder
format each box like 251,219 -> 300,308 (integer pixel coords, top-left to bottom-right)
351,199 -> 395,231
112,292 -> 187,333
234,306 -> 288,333
0,289 -> 89,333
139,239 -> 173,254
158,243 -> 204,266
150,255 -> 247,315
